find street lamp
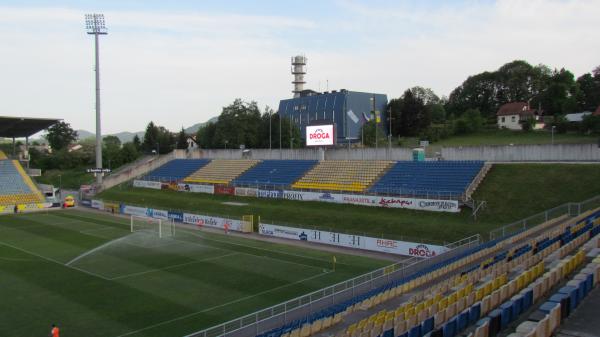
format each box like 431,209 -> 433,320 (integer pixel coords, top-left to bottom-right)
269,111 -> 272,151
370,96 -> 377,150
85,13 -> 107,185
224,140 -> 228,149
551,125 -> 556,145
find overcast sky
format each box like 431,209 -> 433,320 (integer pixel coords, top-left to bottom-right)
1,0 -> 598,134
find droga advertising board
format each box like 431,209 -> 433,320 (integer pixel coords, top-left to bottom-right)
133,180 -> 162,190
306,124 -> 335,146
258,223 -> 448,257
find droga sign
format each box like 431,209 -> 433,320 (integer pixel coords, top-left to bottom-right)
306,124 -> 334,146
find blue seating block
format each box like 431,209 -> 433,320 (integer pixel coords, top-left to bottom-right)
382,328 -> 394,337
558,286 -> 579,310
469,303 -> 481,324
521,288 -> 533,310
499,302 -> 513,329
408,325 -> 421,337
421,317 -> 434,335
512,295 -> 524,316
442,317 -> 457,337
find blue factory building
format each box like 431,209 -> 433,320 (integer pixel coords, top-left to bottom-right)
277,89 -> 388,143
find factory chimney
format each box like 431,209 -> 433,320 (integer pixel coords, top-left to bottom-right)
291,55 -> 307,98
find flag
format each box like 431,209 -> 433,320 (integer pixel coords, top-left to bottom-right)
375,111 -> 381,123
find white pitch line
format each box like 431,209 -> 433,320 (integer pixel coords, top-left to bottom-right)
65,235 -> 130,266
0,240 -> 111,280
110,252 -> 239,280
115,270 -> 333,337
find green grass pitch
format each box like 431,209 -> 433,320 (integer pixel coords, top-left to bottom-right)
0,210 -> 388,337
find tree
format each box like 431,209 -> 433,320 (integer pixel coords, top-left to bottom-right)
45,121 -> 78,151
389,89 -> 431,137
103,135 -> 121,148
576,69 -> 600,111
454,109 -> 485,135
132,134 -> 141,151
360,120 -> 387,147
142,121 -> 159,153
196,122 -> 217,148
176,127 -> 188,150
102,135 -> 121,169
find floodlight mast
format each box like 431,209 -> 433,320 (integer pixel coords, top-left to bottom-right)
85,14 -> 107,185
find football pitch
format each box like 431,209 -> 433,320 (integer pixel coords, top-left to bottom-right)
0,209 -> 389,337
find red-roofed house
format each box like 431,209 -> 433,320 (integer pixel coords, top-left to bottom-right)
497,102 -> 543,130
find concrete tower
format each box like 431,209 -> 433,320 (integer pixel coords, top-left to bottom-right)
291,55 -> 307,98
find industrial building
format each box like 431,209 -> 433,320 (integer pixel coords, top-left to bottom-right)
278,55 -> 388,143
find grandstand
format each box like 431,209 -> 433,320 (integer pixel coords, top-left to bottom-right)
233,160 -> 318,187
292,160 -> 394,192
0,154 -> 45,206
143,159 -> 210,182
184,159 -> 260,185
252,207 -> 600,337
369,161 -> 485,198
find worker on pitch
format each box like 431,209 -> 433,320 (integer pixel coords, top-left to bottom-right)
49,323 -> 60,337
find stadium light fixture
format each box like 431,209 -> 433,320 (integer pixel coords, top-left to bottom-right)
85,13 -> 107,185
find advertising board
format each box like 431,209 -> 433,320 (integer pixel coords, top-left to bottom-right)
91,199 -> 104,210
258,223 -> 448,257
177,183 -> 214,194
182,213 -> 244,232
235,187 -> 258,197
306,124 -> 335,146
168,211 -> 184,223
146,208 -> 169,220
257,189 -> 284,199
133,180 -> 162,190
122,205 -> 148,217
215,185 -> 235,196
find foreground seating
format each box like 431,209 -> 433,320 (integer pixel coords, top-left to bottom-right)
292,160 -> 394,192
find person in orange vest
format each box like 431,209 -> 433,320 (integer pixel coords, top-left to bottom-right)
49,324 -> 59,337
224,222 -> 230,234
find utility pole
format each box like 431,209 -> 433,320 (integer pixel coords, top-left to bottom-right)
85,14 -> 107,185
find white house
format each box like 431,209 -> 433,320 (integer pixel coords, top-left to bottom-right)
497,102 -> 543,130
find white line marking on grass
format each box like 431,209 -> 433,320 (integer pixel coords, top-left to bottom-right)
65,236 -> 130,266
110,252 -> 239,280
115,270 -> 333,337
0,241 -> 111,280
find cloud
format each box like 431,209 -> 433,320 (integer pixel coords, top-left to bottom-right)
0,1 -> 598,135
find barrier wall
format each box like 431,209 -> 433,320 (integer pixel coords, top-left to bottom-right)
258,223 -> 449,257
441,143 -> 600,162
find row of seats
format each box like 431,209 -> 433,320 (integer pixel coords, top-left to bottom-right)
0,159 -> 44,206
369,161 -> 484,198
143,159 -> 210,181
257,208 -> 600,337
292,160 -> 394,192
184,159 -> 260,185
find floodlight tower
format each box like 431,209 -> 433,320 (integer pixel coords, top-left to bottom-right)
85,13 -> 107,185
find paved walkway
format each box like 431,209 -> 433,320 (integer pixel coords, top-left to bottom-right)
556,286 -> 600,337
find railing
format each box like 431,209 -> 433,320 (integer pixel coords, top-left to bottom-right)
183,235 -> 481,337
488,194 -> 600,241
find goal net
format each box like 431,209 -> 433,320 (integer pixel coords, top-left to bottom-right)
130,215 -> 175,238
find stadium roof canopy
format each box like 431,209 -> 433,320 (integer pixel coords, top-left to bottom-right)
0,116 -> 61,138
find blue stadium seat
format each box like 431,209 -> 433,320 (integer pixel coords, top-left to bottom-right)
232,160 -> 318,188
368,161 -> 484,198
143,159 -> 211,182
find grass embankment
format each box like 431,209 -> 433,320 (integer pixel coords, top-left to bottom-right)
34,168 -> 94,189
99,164 -> 600,243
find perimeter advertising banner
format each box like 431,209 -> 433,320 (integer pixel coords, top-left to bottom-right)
122,205 -> 148,217
256,190 -> 459,212
258,223 -> 448,257
182,212 -> 244,232
177,183 -> 215,194
133,180 -> 162,190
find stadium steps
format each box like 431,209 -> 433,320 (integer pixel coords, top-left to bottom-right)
184,159 -> 261,185
464,163 -> 492,202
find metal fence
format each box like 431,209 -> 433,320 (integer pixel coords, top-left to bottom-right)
488,195 -> 600,241
183,234 -> 481,337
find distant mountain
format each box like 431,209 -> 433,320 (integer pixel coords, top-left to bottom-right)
76,116 -> 218,143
